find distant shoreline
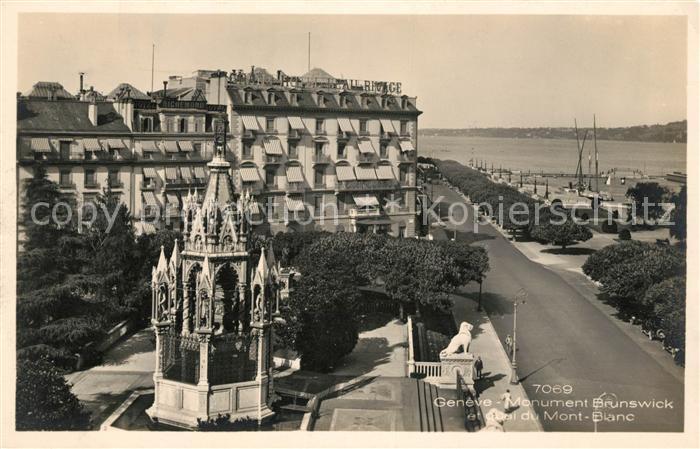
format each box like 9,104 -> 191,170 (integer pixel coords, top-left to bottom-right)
418,120 -> 687,144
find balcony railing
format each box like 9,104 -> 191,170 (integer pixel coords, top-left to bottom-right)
380,133 -> 392,141
358,129 -> 370,136
140,180 -> 156,190
357,154 -> 376,164
59,182 -> 76,190
336,179 -> 399,191
287,129 -> 302,140
84,181 -> 100,189
397,152 -> 416,163
285,182 -> 307,193
263,155 -> 283,165
242,130 -> 255,139
108,179 -> 124,189
312,153 -> 332,164
348,206 -> 381,218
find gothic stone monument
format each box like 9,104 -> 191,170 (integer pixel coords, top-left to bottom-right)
146,147 -> 282,429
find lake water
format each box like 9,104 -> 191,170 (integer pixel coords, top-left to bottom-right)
419,136 -> 687,177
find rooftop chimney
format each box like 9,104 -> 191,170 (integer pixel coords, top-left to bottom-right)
163,80 -> 168,98
79,72 -> 85,94
88,94 -> 98,126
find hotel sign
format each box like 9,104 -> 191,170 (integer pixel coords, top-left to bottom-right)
228,69 -> 402,94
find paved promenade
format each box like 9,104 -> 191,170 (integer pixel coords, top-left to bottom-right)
432,182 -> 684,431
65,328 -> 155,427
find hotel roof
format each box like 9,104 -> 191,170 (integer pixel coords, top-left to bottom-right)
23,82 -> 75,100
17,99 -> 130,133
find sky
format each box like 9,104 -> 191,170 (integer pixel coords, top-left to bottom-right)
17,13 -> 687,128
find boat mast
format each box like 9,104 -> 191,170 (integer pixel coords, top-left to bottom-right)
594,114 -> 599,192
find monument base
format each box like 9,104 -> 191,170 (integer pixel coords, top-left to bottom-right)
438,352 -> 475,390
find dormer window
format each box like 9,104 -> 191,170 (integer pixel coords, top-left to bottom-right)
268,92 -> 276,105
244,91 -> 253,104
381,97 -> 387,108
290,92 -> 299,105
363,97 -> 371,108
318,94 -> 326,107
401,97 -> 409,109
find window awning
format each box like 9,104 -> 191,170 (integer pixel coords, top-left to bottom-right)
376,164 -> 395,180
107,139 -> 127,149
240,166 -> 261,182
142,167 -> 158,178
180,166 -> 193,181
83,138 -> 102,152
353,194 -> 380,207
242,115 -> 261,131
286,165 -> 305,183
134,222 -> 157,236
285,196 -> 306,212
140,141 -> 159,152
399,140 -> 415,152
337,117 -> 355,133
163,141 -> 179,153
357,139 -> 375,154
164,167 -> 180,181
380,119 -> 397,134
355,166 -> 378,181
178,141 -> 194,152
288,116 -> 306,130
336,165 -> 356,182
30,138 -> 51,152
142,191 -> 160,207
193,166 -> 207,179
166,193 -> 180,205
263,137 -> 283,155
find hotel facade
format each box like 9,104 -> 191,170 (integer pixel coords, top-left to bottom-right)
17,67 -> 422,237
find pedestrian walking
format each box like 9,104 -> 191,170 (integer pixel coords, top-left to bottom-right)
501,389 -> 516,412
505,334 -> 513,355
475,356 -> 484,379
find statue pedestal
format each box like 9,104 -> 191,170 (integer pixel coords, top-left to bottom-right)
438,352 -> 475,391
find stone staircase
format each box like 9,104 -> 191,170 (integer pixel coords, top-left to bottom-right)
415,379 -> 444,432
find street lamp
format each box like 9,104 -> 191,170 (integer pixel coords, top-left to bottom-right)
510,288 -> 528,385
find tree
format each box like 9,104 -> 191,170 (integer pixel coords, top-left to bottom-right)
530,212 -> 592,249
642,276 -> 685,352
380,239 -> 457,318
582,241 -> 650,282
16,357 -> 90,430
438,241 -> 490,310
670,185 -> 686,244
599,245 -> 685,305
626,182 -> 670,223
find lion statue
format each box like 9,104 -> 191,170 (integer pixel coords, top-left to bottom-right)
481,408 -> 507,432
440,321 -> 474,357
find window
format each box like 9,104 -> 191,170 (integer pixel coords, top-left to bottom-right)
268,92 -> 275,105
288,141 -> 298,159
318,94 -> 326,107
314,195 -> 323,216
314,167 -> 324,187
242,142 -> 253,160
266,117 -> 275,133
140,117 -> 153,132
265,168 -> 276,187
315,118 -> 325,134
399,166 -> 409,184
59,169 -> 71,187
359,119 -> 368,134
401,98 -> 409,109
244,91 -> 252,104
381,97 -> 387,108
179,118 -> 187,133
380,142 -> 388,159
363,97 -> 371,108
337,141 -> 347,159
314,142 -> 325,158
60,141 -> 71,160
398,225 -> 406,238
82,195 -> 97,221
265,195 -> 280,220
400,121 -> 408,136
290,92 -> 298,105
193,143 -> 202,158
194,120 -> 200,133
108,170 -> 120,188
85,169 -> 97,187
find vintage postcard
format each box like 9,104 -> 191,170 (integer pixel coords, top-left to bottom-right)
1,1 -> 698,448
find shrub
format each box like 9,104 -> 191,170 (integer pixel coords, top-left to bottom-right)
618,229 -> 632,240
16,357 -> 90,430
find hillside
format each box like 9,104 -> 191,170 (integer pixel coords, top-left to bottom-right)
419,120 -> 686,143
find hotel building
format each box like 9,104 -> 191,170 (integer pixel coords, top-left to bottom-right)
17,67 -> 422,237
